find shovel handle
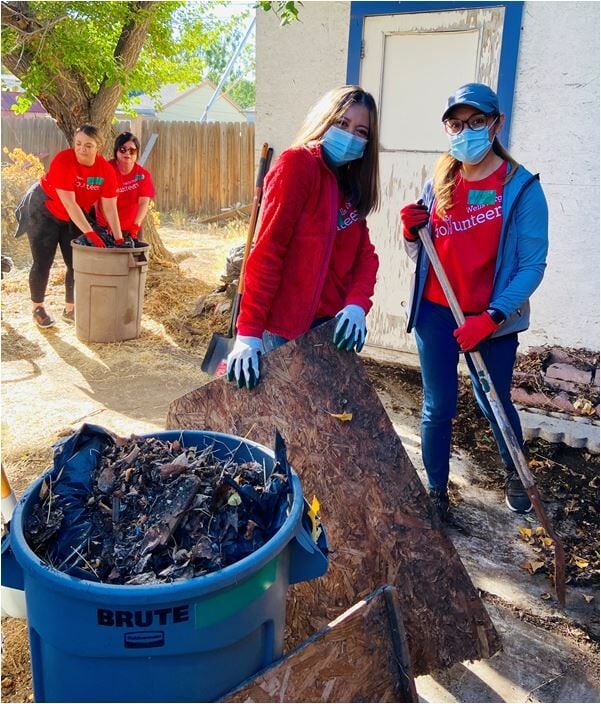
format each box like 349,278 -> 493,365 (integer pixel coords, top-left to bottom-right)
416,225 -> 566,606
416,226 -> 534,484
225,143 -> 273,340
238,142 -> 273,295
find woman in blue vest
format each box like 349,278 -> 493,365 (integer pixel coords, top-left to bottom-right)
400,83 -> 548,521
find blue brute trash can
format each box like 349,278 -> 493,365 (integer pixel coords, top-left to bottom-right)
2,428 -> 328,703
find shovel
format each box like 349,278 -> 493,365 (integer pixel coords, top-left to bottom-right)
201,142 -> 273,375
416,224 -> 566,607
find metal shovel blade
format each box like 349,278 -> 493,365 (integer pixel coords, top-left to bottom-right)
200,294 -> 241,376
200,332 -> 235,376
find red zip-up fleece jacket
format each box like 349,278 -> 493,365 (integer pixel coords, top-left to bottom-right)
236,143 -> 379,340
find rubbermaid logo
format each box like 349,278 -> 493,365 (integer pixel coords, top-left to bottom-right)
124,631 -> 165,649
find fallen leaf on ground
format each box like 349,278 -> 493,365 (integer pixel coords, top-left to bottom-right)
328,412 -> 353,422
582,595 -> 594,603
574,398 -> 596,415
519,560 -> 546,574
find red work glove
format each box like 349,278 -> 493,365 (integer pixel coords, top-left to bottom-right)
400,202 -> 429,242
454,312 -> 498,352
83,231 -> 106,248
129,223 -> 140,239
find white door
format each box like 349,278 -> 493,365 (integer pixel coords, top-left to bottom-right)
360,8 -> 505,365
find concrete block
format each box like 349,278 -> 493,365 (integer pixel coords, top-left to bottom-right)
517,406 -> 600,453
545,363 -> 593,385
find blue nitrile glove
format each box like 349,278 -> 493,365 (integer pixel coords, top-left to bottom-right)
226,335 -> 264,389
333,304 -> 366,352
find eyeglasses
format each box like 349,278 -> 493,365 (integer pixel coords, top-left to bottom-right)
118,147 -> 137,155
443,113 -> 497,136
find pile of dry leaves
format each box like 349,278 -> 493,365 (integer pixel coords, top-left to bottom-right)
456,380 -> 599,588
24,434 -> 291,585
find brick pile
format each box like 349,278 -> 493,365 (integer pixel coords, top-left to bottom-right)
512,347 -> 600,419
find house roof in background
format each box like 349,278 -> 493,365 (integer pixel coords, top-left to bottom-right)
1,91 -> 47,114
126,80 -> 244,115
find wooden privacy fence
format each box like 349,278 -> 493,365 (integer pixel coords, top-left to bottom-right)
1,116 -> 255,217
137,119 -> 255,215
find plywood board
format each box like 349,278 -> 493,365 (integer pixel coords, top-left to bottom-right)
167,320 -> 500,675
221,586 -> 417,703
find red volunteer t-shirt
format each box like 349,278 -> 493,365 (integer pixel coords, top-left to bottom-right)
424,161 -> 506,313
40,150 -> 118,222
96,161 -> 155,231
315,195 -> 365,319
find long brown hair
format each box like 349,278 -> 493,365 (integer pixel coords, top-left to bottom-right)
292,85 -> 380,217
433,136 -> 519,217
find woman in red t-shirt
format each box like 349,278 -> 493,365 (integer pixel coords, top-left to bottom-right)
400,83 -> 548,521
15,124 -> 123,328
96,132 -> 155,245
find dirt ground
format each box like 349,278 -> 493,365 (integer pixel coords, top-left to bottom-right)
1,221 -> 599,703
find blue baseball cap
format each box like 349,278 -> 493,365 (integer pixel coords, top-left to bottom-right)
442,83 -> 500,120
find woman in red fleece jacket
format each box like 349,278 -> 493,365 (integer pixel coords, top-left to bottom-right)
227,85 -> 380,389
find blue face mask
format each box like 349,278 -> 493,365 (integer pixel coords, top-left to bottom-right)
321,125 -> 367,166
448,120 -> 497,164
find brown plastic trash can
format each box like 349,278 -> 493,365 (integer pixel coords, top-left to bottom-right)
71,242 -> 151,343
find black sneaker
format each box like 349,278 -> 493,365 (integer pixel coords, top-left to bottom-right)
33,306 -> 55,328
429,489 -> 450,522
62,308 -> 75,323
505,471 -> 533,513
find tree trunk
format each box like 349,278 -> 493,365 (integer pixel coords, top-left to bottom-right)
142,212 -> 176,267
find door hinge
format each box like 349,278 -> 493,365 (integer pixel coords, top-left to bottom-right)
360,40 -> 365,60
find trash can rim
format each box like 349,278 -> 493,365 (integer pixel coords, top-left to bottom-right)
71,242 -> 150,254
9,430 -> 304,600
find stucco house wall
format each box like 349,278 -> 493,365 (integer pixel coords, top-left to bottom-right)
256,1 -> 599,353
256,2 -> 350,153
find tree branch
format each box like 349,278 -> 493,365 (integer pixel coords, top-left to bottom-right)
91,1 -> 156,127
1,1 -> 65,36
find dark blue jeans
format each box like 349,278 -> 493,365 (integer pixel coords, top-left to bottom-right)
414,299 -> 524,492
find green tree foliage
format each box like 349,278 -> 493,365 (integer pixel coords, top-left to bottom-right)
1,1 -> 302,135
197,11 -> 255,110
0,1 -> 215,143
225,77 -> 255,110
255,1 -> 302,26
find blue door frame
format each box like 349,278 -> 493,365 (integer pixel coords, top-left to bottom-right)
347,1 -> 524,145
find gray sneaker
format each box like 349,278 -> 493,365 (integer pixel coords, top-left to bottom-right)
33,306 -> 55,328
62,308 -> 75,323
504,471 -> 533,513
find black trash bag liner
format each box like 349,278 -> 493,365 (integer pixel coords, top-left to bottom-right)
24,424 -> 115,577
216,431 -> 293,565
73,220 -> 135,249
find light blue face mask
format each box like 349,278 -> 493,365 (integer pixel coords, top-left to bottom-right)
321,125 -> 367,166
448,119 -> 497,164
